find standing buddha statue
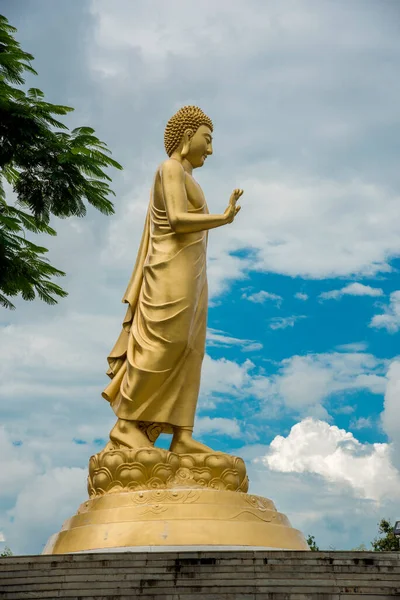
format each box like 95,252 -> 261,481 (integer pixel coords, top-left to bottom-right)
102,106 -> 243,453
43,108 -> 308,554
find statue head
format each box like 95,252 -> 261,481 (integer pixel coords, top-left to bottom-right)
164,106 -> 213,168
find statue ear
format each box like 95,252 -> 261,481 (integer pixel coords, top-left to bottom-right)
181,129 -> 193,158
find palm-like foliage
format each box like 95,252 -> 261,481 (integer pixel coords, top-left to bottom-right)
0,15 -> 122,309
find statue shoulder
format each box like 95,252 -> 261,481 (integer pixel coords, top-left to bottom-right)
160,158 -> 185,179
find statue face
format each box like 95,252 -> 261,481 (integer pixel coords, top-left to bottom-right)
186,125 -> 213,169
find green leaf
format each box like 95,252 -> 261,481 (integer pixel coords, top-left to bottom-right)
72,126 -> 95,135
0,14 -> 123,310
27,87 -> 44,100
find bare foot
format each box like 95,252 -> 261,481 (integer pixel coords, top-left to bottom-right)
109,419 -> 153,449
169,436 -> 214,454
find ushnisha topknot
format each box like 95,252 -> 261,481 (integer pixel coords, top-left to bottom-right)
164,106 -> 213,157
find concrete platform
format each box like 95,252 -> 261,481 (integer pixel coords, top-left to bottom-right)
70,545 -> 291,553
1,550 -> 399,598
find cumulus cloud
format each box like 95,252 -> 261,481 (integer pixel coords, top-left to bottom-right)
7,0 -> 400,299
0,313 -> 117,451
261,418 -> 400,502
200,349 -> 388,422
269,315 -> 306,330
86,0 -> 400,296
349,416 -> 373,430
294,292 -> 309,301
7,467 -> 87,555
246,449 -> 400,552
370,290 -> 400,333
199,355 -> 255,410
0,423 -> 89,554
203,177 -> 400,297
195,416 -> 241,438
0,313 -> 118,379
319,282 -> 384,301
201,348 -> 389,423
200,349 -> 388,423
242,290 -> 283,306
262,352 -> 387,417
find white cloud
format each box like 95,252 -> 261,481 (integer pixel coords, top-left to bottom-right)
261,418 -> 400,502
0,423 -> 90,555
294,292 -> 309,301
245,450 -> 400,552
333,404 -> 356,415
370,290 -> 400,333
336,342 -> 368,352
201,349 -> 388,421
0,428 -> 37,499
242,290 -> 283,306
109,169 -> 400,304
263,352 -> 387,417
88,0 -> 400,296
0,313 -> 118,380
200,349 -> 388,422
349,416 -> 374,430
77,169 -> 400,304
319,282 -> 384,301
382,360 -> 400,470
242,342 -> 264,353
269,315 -> 306,330
199,355 -> 255,409
195,416 -> 241,438
0,313 -> 117,452
100,182 -> 150,268
202,177 -> 400,298
6,467 -> 87,555
207,329 -> 263,352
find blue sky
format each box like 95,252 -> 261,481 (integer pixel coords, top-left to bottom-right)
1,0 -> 400,554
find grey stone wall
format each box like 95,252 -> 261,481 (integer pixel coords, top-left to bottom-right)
0,550 -> 399,599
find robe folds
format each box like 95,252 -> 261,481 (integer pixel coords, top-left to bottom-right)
102,183 -> 208,434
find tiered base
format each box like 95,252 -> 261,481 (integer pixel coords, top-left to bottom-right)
43,488 -> 308,553
44,447 -> 308,553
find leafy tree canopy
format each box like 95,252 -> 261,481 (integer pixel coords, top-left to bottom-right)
0,14 -> 122,309
372,518 -> 400,552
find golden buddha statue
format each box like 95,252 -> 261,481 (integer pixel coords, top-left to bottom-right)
43,108 -> 309,554
102,106 -> 243,453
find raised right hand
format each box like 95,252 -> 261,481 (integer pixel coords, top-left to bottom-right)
224,188 -> 243,224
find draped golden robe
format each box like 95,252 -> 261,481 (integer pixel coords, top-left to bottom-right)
102,178 -> 208,434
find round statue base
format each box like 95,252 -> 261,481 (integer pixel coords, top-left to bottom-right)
43,488 -> 308,554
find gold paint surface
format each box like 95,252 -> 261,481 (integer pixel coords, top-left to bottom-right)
88,447 -> 249,497
43,489 -> 308,554
101,106 -> 243,453
43,108 -> 308,553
